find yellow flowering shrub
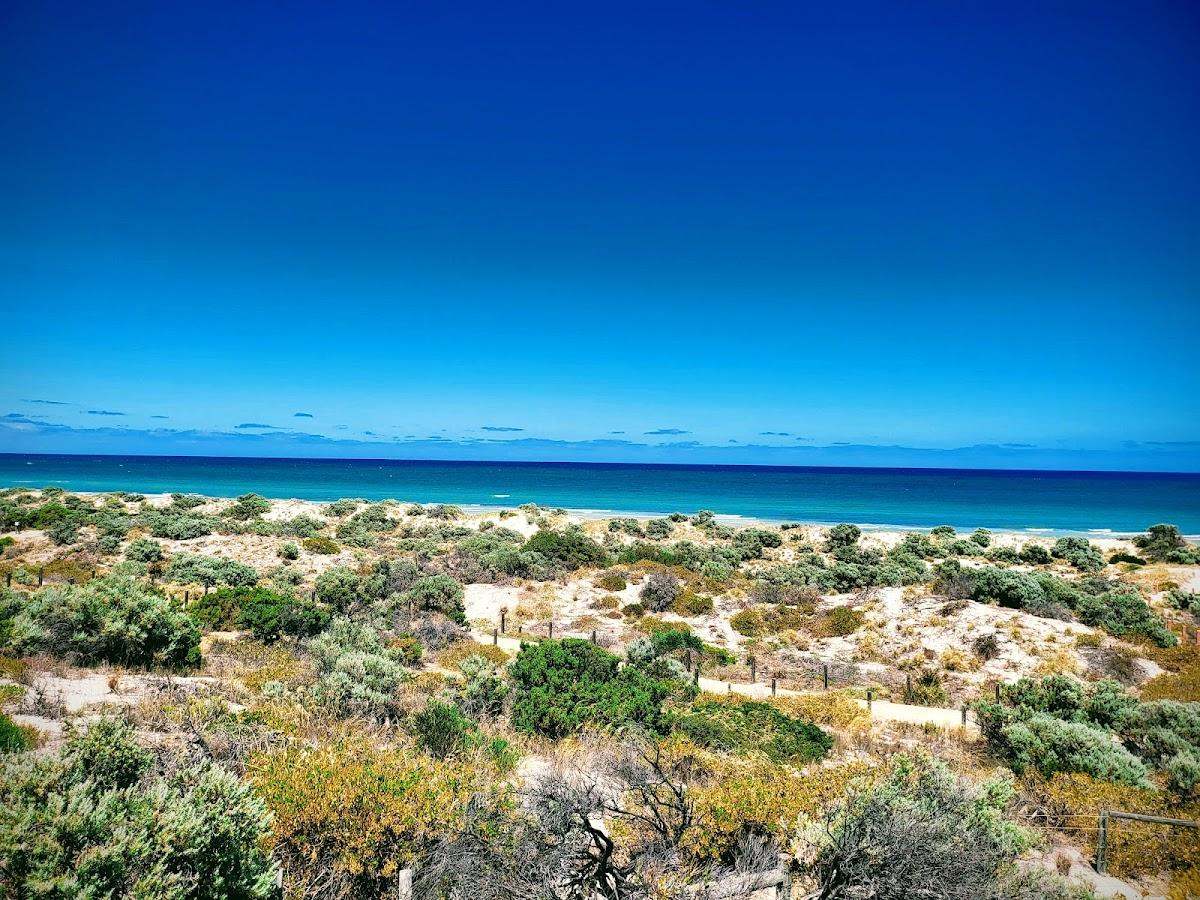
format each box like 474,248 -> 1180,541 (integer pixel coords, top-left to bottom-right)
1141,643 -> 1200,702
1030,773 -> 1200,878
435,642 -> 511,671
250,739 -> 501,896
684,757 -> 873,861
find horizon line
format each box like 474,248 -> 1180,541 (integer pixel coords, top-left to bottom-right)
3,450 -> 1199,479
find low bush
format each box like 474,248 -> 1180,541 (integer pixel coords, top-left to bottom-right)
670,588 -> 713,616
166,553 -> 258,588
522,528 -> 610,570
675,696 -> 831,762
509,638 -> 679,737
303,535 -> 340,555
1,718 -> 277,897
250,740 -> 482,897
596,572 -> 627,592
0,712 -> 34,752
9,576 -> 200,669
306,618 -> 411,718
125,537 -> 164,562
640,572 -> 680,611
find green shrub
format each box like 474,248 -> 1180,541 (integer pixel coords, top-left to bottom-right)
306,618 -> 410,718
1052,537 -> 1104,572
1133,524 -> 1194,562
412,700 -> 474,758
730,608 -> 765,637
522,529 -> 610,570
824,523 -> 861,550
1019,544 -> 1052,565
189,588 -> 245,630
166,553 -> 258,588
970,528 -> 992,547
142,509 -> 213,540
405,574 -> 466,625
125,537 -> 164,562
670,589 -> 714,616
278,542 -> 300,560
0,712 -> 34,752
225,493 -> 271,521
622,602 -> 645,619
303,535 -> 340,555
10,577 -> 200,669
675,698 -> 831,762
994,713 -> 1150,786
596,572 -> 627,592
822,606 -> 865,636
0,718 -> 277,897
509,638 -> 678,737
1075,589 -> 1175,647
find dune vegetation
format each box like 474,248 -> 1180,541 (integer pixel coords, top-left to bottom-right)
1,486 -> 1198,898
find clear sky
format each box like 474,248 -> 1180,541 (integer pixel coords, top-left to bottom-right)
2,1 -> 1198,470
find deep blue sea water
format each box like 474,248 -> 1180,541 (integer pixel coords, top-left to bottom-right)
2,453 -> 1199,535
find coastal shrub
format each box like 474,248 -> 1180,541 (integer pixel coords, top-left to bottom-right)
405,574 -> 466,624
675,696 -> 831,762
1052,536 -> 1104,572
824,523 -> 861,550
640,572 -> 680,611
314,566 -> 383,613
303,535 -> 340,554
225,492 -> 271,520
47,520 -> 78,545
1133,523 -> 1200,563
730,608 -> 765,637
971,528 -> 992,547
457,653 -> 509,718
522,528 -> 610,570
646,518 -> 674,539
142,509 -> 213,540
608,517 -> 644,536
0,712 -> 34,752
427,504 -> 462,520
411,699 -> 474,758
170,492 -> 207,510
819,606 -> 865,637
200,587 -> 331,643
9,576 -> 200,669
596,572 -> 627,592
278,542 -> 299,560
508,638 -> 677,737
993,713 -> 1150,786
166,553 -> 258,588
306,618 -> 410,718
249,740 -> 478,897
323,498 -> 361,517
1019,543 -> 1053,565
622,602 -> 646,619
189,588 -> 245,630
670,589 -> 714,616
125,536 -> 164,562
806,754 -> 1035,900
1075,588 -> 1175,647
0,718 -> 277,898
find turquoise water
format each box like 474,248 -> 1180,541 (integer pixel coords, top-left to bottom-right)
1,453 -> 1199,535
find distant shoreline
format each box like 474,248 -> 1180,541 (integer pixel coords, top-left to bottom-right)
3,452 -> 1199,535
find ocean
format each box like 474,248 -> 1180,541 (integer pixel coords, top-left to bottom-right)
1,453 -> 1198,535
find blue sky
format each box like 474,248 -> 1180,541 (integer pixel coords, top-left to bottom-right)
2,1 -> 1198,470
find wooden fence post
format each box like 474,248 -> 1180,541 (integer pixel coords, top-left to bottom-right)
492,628 -> 498,646
500,609 -> 506,634
749,657 -> 756,684
771,678 -> 777,697
961,706 -> 968,727
548,621 -> 554,640
1096,810 -> 1109,874
38,567 -> 44,586
823,663 -> 829,690
906,673 -> 912,702
867,689 -> 873,711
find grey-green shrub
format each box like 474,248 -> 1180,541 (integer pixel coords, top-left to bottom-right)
9,577 -> 200,669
